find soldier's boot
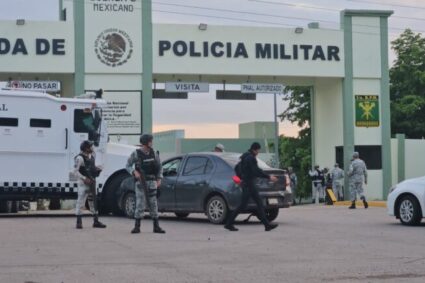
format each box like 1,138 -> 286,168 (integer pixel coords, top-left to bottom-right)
153,218 -> 166,234
348,201 -> 356,209
224,224 -> 238,231
265,223 -> 278,231
131,218 -> 141,234
93,215 -> 107,228
361,196 -> 369,209
76,215 -> 83,229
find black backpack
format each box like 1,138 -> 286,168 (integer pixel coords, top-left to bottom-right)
235,154 -> 248,178
234,161 -> 243,178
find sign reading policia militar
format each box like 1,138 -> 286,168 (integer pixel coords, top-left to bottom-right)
355,95 -> 380,127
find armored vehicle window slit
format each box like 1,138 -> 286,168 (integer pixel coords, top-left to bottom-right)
30,119 -> 51,128
0,117 -> 18,127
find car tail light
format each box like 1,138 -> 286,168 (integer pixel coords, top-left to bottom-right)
232,176 -> 241,185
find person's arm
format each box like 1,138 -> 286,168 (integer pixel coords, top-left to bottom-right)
126,151 -> 138,176
363,162 -> 368,184
340,169 -> 345,180
248,156 -> 270,179
155,151 -> 163,181
73,155 -> 86,181
348,163 -> 354,177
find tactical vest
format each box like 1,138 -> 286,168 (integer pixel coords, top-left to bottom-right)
77,154 -> 97,178
312,169 -> 324,182
136,148 -> 158,176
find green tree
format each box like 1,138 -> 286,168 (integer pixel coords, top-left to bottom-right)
390,29 -> 425,138
279,86 -> 312,202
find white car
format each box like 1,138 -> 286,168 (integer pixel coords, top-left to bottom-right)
387,176 -> 425,226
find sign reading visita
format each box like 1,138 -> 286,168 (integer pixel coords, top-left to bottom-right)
241,83 -> 284,94
165,82 -> 209,93
6,80 -> 61,92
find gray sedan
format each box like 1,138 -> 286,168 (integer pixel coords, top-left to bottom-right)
118,152 -> 292,224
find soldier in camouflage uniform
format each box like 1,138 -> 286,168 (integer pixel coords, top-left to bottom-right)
73,140 -> 106,229
126,134 -> 165,234
331,163 -> 344,201
348,152 -> 369,209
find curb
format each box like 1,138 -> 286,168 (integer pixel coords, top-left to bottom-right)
333,201 -> 386,208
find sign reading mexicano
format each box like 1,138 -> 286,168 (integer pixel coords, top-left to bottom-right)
90,0 -> 137,12
355,95 -> 380,127
159,40 -> 340,61
241,84 -> 284,93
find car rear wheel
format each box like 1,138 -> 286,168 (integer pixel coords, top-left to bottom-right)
398,195 -> 422,226
0,201 -> 14,213
175,212 -> 190,219
206,195 -> 228,224
102,173 -> 129,215
49,199 -> 61,210
122,192 -> 136,219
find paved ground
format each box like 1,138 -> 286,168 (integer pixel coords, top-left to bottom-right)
0,205 -> 424,283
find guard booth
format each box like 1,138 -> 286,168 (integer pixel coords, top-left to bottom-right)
0,1 -> 392,200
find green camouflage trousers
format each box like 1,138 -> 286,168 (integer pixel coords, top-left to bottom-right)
350,182 -> 365,202
134,180 -> 159,219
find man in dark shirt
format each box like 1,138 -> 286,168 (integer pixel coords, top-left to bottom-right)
224,142 -> 278,232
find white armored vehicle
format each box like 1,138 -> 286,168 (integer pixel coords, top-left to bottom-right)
0,89 -> 135,214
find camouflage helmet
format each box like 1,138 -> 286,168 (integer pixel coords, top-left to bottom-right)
140,134 -> 154,145
80,140 -> 94,152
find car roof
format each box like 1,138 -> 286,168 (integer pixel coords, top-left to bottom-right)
162,152 -> 281,171
166,152 -> 241,158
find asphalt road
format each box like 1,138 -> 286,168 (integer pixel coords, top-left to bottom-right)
0,205 -> 424,283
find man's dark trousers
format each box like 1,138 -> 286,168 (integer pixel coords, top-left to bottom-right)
226,181 -> 269,226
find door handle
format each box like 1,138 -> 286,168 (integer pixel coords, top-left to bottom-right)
65,128 -> 68,149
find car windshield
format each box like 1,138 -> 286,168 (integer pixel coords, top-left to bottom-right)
221,153 -> 272,169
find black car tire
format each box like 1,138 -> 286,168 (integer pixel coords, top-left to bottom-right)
398,195 -> 422,226
10,201 -> 19,213
175,212 -> 189,219
49,199 -> 61,210
102,173 -> 129,215
0,201 -> 12,213
122,192 -> 136,219
262,208 -> 279,222
206,195 -> 228,224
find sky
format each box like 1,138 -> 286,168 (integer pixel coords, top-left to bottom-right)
0,0 -> 424,138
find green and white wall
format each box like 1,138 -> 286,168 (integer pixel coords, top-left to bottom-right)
314,10 -> 393,200
0,2 -> 398,200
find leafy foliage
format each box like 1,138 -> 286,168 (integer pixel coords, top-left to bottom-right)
279,86 -> 312,200
390,29 -> 425,138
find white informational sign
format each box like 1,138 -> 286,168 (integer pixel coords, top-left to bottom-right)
103,92 -> 141,135
6,80 -> 61,92
165,82 -> 209,93
241,83 -> 284,94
